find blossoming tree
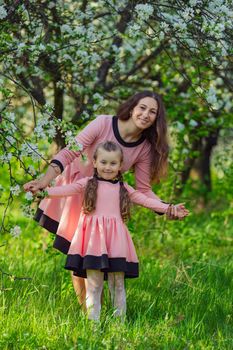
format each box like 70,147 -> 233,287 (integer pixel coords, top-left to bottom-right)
0,0 -> 232,237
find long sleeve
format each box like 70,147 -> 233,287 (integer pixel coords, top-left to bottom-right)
51,115 -> 106,172
124,183 -> 169,214
47,177 -> 89,197
134,149 -> 162,200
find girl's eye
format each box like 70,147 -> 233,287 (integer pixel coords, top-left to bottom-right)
111,162 -> 116,165
101,161 -> 106,164
140,106 -> 145,110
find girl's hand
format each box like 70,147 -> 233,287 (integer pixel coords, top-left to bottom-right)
23,178 -> 49,194
166,203 -> 189,220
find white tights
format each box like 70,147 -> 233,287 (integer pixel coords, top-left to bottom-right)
86,270 -> 126,321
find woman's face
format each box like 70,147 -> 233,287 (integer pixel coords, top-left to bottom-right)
130,97 -> 158,130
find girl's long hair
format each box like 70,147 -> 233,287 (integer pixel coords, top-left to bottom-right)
83,141 -> 131,221
116,91 -> 169,182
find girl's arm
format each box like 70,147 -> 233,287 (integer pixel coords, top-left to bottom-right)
24,115 -> 107,192
45,177 -> 89,197
125,183 -> 189,218
125,183 -> 169,213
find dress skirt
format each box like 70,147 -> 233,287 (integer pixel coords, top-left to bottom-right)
34,160 -> 86,254
64,213 -> 139,280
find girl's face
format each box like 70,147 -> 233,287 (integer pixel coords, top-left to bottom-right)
93,148 -> 122,180
130,97 -> 158,130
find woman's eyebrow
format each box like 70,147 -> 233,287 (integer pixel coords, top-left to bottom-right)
140,103 -> 157,111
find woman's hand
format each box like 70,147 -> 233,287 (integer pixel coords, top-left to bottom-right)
23,164 -> 61,194
23,178 -> 49,194
166,203 -> 189,220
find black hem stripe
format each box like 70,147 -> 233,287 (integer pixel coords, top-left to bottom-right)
34,208 -> 59,234
53,235 -> 70,254
50,159 -> 64,173
66,254 -> 139,280
112,116 -> 145,147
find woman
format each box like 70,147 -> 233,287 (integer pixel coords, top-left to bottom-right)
24,91 -> 182,308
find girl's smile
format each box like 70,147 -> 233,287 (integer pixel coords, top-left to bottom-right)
93,148 -> 122,180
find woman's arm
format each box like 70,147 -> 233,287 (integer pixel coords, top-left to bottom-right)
51,115 -> 106,172
134,150 -> 162,200
23,163 -> 61,193
24,115 -> 106,192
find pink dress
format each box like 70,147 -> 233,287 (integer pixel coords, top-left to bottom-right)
47,177 -> 169,279
35,115 -> 163,254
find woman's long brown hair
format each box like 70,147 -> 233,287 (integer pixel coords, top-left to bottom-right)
116,91 -> 169,183
83,141 -> 131,221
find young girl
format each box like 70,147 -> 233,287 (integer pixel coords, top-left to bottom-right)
44,141 -> 188,321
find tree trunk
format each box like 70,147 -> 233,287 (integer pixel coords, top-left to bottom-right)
54,82 -> 65,149
193,129 -> 220,192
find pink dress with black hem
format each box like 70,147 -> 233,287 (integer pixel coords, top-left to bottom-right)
35,115 -> 164,255
47,177 -> 169,279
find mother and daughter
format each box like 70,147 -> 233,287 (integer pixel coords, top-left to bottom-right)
24,91 -> 189,321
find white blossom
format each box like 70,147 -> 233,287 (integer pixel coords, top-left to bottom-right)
6,136 -> 15,145
182,148 -> 189,154
28,165 -> 36,175
0,153 -> 12,162
0,5 -> 7,19
34,125 -> 46,138
93,93 -> 103,101
135,4 -> 154,20
160,22 -> 170,33
15,66 -> 25,74
181,8 -> 194,21
67,137 -> 84,152
189,0 -> 198,6
76,142 -> 83,151
206,86 -> 217,105
17,43 -> 26,54
7,112 -> 15,122
65,130 -> 72,138
206,117 -> 216,126
25,191 -> 33,201
38,43 -> 45,51
47,124 -> 56,138
92,104 -> 99,111
174,19 -> 187,31
10,225 -> 22,238
10,184 -> 21,196
61,24 -> 73,34
189,120 -> 198,127
48,2 -> 56,9
21,143 -> 41,161
128,23 -> 141,37
176,121 -> 185,131
63,54 -> 74,62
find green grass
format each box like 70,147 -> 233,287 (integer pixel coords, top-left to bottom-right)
0,205 -> 233,349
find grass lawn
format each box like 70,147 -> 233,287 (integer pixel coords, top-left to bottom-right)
0,206 -> 233,349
